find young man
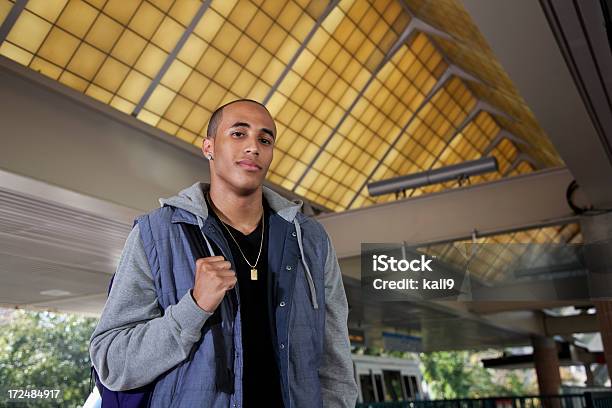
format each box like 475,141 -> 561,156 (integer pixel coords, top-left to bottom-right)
90,99 -> 358,407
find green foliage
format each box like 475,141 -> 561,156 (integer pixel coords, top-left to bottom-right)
420,350 -> 534,399
0,309 -> 98,407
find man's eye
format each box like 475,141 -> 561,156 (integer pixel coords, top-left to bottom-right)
231,131 -> 244,137
260,138 -> 272,145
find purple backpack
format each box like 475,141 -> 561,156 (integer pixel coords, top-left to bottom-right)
90,271 -> 154,408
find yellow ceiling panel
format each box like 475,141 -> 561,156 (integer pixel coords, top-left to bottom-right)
0,41 -> 33,65
103,0 -> 141,25
177,34 -> 207,66
217,91 -> 243,108
7,10 -> 52,53
228,34 -> 256,66
36,27 -> 79,67
212,21 -> 242,54
148,0 -> 174,13
129,1 -> 164,39
196,45 -> 224,77
157,118 -> 179,135
292,12 -> 315,42
198,81 -> 225,110
274,155 -> 297,176
277,1 -> 303,32
176,127 -> 197,143
244,9 -> 272,42
117,70 -> 151,103
135,43 -> 167,78
183,104 -> 210,134
214,57 -> 241,88
85,14 -> 122,53
85,83 -> 113,104
67,43 -> 106,80
262,24 -> 287,55
211,0 -> 238,18
152,16 -> 184,52
161,59 -> 192,91
26,0 -> 68,22
86,0 -> 106,8
192,136 -> 204,148
194,9 -> 224,42
321,5 -> 345,33
292,80 -> 315,106
110,95 -> 136,115
230,69 -> 257,96
164,94 -> 193,125
94,57 -> 130,92
56,0 -> 98,38
112,30 -> 147,66
169,0 -> 201,26
180,70 -> 210,101
277,35 -> 301,65
227,0 -> 257,27
30,57 -> 62,79
246,81 -> 270,101
0,0 -> 10,26
59,70 -> 88,91
346,0 -> 367,22
260,56 -> 286,86
144,84 -> 175,115
136,108 -> 160,127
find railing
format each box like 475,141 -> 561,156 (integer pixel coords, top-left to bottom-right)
356,393 -> 612,408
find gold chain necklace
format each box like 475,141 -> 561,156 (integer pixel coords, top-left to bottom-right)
205,193 -> 264,281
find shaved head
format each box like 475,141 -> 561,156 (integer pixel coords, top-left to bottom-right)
206,99 -> 272,139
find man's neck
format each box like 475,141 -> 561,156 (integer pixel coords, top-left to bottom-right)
207,182 -> 264,235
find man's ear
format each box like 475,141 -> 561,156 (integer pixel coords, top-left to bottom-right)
202,137 -> 214,158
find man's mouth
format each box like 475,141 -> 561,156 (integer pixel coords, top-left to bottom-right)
236,160 -> 262,171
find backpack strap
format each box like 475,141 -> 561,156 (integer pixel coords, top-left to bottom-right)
179,222 -> 235,395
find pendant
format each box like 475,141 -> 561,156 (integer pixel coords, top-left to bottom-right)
250,268 -> 258,280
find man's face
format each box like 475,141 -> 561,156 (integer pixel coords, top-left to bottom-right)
203,101 -> 276,194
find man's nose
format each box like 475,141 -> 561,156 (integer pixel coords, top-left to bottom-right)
245,136 -> 259,155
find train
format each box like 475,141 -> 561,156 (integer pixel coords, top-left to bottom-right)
353,354 -> 424,403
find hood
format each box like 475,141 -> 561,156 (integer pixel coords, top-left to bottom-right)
159,181 -> 319,310
158,182 -> 304,223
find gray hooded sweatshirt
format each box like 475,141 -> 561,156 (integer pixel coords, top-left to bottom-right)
89,182 -> 358,407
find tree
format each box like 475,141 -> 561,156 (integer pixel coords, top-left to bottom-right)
420,350 -> 536,399
0,308 -> 98,407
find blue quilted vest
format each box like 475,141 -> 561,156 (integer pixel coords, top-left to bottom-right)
135,203 -> 327,407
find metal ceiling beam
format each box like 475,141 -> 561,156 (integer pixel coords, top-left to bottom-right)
418,101 -> 516,176
0,0 -> 28,44
291,16 -> 450,193
503,153 -> 541,176
263,0 -> 339,104
132,0 -> 211,116
346,66 -> 485,208
316,167 -> 577,259
482,129 -> 532,157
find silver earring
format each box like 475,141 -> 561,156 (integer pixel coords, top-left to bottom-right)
207,154 -> 214,160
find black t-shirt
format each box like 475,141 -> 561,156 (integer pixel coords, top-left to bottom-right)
205,195 -> 284,408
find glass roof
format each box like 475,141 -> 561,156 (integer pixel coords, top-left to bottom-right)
0,0 -> 562,212
421,223 -> 583,284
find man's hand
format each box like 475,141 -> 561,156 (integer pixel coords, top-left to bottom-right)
192,256 -> 237,313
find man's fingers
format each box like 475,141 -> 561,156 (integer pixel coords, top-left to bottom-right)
196,256 -> 225,263
197,259 -> 232,270
216,270 -> 236,278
